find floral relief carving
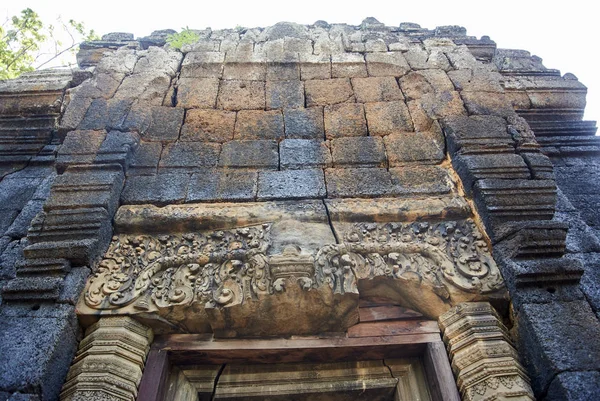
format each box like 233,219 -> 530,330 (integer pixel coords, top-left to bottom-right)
84,219 -> 504,311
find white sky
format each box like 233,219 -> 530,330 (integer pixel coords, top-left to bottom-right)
3,0 -> 598,123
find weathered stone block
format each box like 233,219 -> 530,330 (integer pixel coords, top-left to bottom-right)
399,70 -> 455,100
5,200 -> 45,238
365,52 -> 410,77
441,115 -> 513,155
0,177 -> 46,211
0,305 -> 79,401
404,47 -> 450,70
325,168 -> 393,197
283,107 -> 325,139
331,53 -> 367,78
546,371 -> 600,401
351,77 -> 403,103
159,142 -> 221,170
299,54 -> 331,80
257,169 -> 326,200
181,109 -> 236,142
412,91 -> 466,119
124,106 -> 185,141
217,80 -> 265,110
218,140 -> 279,169
447,69 -> 504,93
128,141 -> 162,175
176,77 -> 219,109
223,55 -> 267,81
364,101 -> 414,136
56,130 -> 106,169
331,136 -> 386,168
324,103 -> 367,139
384,130 -> 445,166
453,154 -> 530,194
389,166 -> 453,195
305,78 -> 354,106
266,80 -> 305,109
77,98 -> 131,130
187,170 -> 257,202
234,110 -> 284,140
280,139 -> 331,169
94,130 -> 139,167
517,300 -> 600,395
461,91 -> 515,117
121,173 -> 191,205
181,51 -> 225,78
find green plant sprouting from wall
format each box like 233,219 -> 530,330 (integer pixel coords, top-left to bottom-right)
166,27 -> 200,50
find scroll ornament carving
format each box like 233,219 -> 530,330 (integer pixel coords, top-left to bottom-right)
84,220 -> 504,311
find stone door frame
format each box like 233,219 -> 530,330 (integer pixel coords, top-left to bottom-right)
137,317 -> 460,401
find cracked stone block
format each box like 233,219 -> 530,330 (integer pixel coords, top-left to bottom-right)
324,103 -> 367,139
280,139 -> 331,169
384,130 -> 445,166
266,80 -> 305,109
218,140 -> 279,169
0,178 -> 46,211
234,110 -> 284,140
159,142 -> 221,170
283,107 -> 325,139
176,77 -> 220,108
331,53 -> 367,78
257,169 -> 326,200
78,98 -> 131,130
351,77 -> 403,103
305,78 -> 354,106
121,173 -> 190,205
187,170 -> 257,202
325,168 -> 393,198
217,80 -> 265,110
331,136 -> 386,168
181,109 -> 236,142
365,101 -> 414,136
366,52 -> 410,77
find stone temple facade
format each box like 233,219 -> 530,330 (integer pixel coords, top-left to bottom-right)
0,18 -> 599,401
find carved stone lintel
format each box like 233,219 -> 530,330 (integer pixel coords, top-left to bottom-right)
439,302 -> 535,401
60,316 -> 153,401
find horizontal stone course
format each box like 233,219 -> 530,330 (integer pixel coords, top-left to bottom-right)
159,142 -> 221,170
280,139 -> 331,169
218,140 -> 279,169
257,169 -> 326,200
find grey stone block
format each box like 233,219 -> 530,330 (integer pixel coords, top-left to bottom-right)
516,300 -> 600,395
0,239 -> 26,280
280,139 -> 331,169
187,170 -> 257,202
58,266 -> 91,305
128,141 -> 162,176
257,169 -> 325,200
124,106 -> 184,141
0,178 -> 45,211
0,304 -> 79,401
0,210 -> 19,236
283,107 -> 325,140
389,166 -> 452,196
453,153 -> 530,194
546,371 -> 600,401
5,201 -> 44,239
121,173 -> 191,205
325,168 -> 393,198
95,130 -> 139,168
442,115 -> 513,155
331,136 -> 386,168
159,142 -> 221,170
218,141 -> 279,170
266,80 -> 305,109
31,175 -> 56,201
78,98 -> 131,130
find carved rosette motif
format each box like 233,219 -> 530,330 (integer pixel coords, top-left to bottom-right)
83,219 -> 504,312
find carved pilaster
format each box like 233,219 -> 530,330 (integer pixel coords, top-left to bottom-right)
439,302 -> 534,401
60,316 -> 153,401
